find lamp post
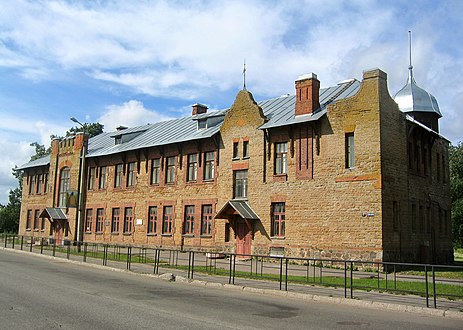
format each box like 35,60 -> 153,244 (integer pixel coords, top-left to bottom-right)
70,117 -> 86,246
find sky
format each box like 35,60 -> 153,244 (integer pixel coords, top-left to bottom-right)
0,0 -> 462,205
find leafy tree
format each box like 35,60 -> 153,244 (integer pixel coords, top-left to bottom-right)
450,142 -> 463,247
67,122 -> 104,138
29,141 -> 50,161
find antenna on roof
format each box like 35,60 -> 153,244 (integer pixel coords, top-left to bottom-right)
408,30 -> 414,82
242,59 -> 247,90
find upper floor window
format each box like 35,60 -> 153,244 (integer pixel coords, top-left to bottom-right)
275,142 -> 288,175
58,167 -> 70,207
127,162 -> 136,187
166,157 -> 176,184
183,205 -> 195,235
115,164 -> 123,188
203,151 -> 214,181
29,175 -> 36,195
99,166 -> 107,189
345,133 -> 355,169
36,174 -> 43,194
243,140 -> 249,158
271,202 -> 285,237
150,159 -> 161,185
44,173 -> 49,193
187,154 -> 198,182
88,167 -> 95,190
148,206 -> 157,234
234,170 -> 248,199
201,204 -> 213,236
26,210 -> 32,229
233,141 -> 239,159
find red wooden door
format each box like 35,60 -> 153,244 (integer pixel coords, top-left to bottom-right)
236,222 -> 251,257
54,221 -> 63,245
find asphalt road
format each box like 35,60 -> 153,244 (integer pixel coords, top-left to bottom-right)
0,249 -> 460,330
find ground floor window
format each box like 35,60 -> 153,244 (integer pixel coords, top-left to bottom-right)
162,206 -> 173,234
183,205 -> 195,235
124,207 -> 133,234
271,202 -> 285,237
111,208 -> 120,233
148,206 -> 157,234
85,208 -> 93,233
201,204 -> 213,236
96,208 -> 104,233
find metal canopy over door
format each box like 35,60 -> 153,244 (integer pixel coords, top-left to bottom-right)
39,208 -> 68,245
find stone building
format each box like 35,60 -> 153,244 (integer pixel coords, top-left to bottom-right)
17,67 -> 453,264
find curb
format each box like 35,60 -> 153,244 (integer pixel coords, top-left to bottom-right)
2,247 -> 462,320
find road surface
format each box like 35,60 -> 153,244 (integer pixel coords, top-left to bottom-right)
0,249 -> 460,329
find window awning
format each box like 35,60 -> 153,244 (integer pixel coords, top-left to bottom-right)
215,200 -> 259,220
39,207 -> 68,221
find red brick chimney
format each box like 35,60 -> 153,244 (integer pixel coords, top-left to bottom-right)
192,103 -> 208,115
295,73 -> 320,116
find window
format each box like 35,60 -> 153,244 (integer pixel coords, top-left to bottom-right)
203,151 -> 215,180
166,157 -> 176,184
150,159 -> 161,185
36,174 -> 43,194
115,136 -> 122,145
201,204 -> 213,236
183,205 -> 195,235
234,170 -> 248,199
393,201 -> 399,232
99,166 -> 107,189
271,203 -> 285,237
34,209 -> 40,230
411,203 -> 417,233
162,206 -> 173,234
233,141 -> 239,159
111,208 -> 120,233
127,162 -> 136,187
275,142 -> 288,175
29,175 -> 35,195
41,216 -> 46,231
96,208 -> 104,233
243,140 -> 249,158
148,206 -> 157,234
225,223 -> 230,242
123,207 -> 133,234
44,173 -> 49,193
26,210 -> 32,230
187,154 -> 198,182
198,119 -> 207,129
419,205 -> 424,234
88,167 -> 95,190
58,167 -> 70,207
115,164 -> 123,188
85,209 -> 93,233
345,133 -> 355,169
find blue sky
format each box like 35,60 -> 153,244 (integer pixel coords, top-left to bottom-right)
1,0 -> 462,204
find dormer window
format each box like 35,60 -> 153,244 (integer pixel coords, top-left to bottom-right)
115,136 -> 122,145
198,119 -> 207,129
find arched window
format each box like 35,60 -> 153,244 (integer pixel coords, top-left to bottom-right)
58,167 -> 70,207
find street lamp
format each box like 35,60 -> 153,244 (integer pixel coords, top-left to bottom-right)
70,117 -> 86,246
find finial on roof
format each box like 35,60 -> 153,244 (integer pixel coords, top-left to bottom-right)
242,59 -> 247,90
408,30 -> 414,83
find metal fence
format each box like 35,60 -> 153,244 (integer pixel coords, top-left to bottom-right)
1,234 -> 462,310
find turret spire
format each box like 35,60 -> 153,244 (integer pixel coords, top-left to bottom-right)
408,30 -> 414,83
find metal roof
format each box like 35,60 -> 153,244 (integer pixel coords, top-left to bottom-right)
40,207 -> 68,221
17,155 -> 50,170
215,200 -> 260,220
18,78 -> 361,168
394,68 -> 441,117
258,79 -> 360,129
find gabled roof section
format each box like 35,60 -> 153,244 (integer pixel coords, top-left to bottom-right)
40,207 -> 67,221
259,79 -> 360,130
215,200 -> 260,220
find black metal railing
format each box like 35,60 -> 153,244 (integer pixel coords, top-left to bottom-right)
1,233 -> 462,310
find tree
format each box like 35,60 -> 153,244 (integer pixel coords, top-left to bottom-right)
67,122 -> 104,138
450,142 -> 463,247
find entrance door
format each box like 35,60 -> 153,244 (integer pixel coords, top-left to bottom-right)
235,221 -> 251,257
54,221 -> 63,245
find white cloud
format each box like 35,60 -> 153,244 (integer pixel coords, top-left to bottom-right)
98,100 -> 173,131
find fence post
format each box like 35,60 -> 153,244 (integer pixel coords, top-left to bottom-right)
228,254 -> 233,284
432,266 -> 437,308
66,243 -> 70,259
285,258 -> 288,291
232,255 -> 236,285
279,257 -> 283,290
3,233 -> 6,248
12,235 -> 15,249
344,261 -> 347,298
40,237 -> 44,254
425,265 -> 429,308
30,237 -> 33,252
187,251 -> 192,279
83,243 -> 87,262
127,246 -> 132,270
20,236 -> 24,250
52,239 -> 56,256
350,261 -> 353,299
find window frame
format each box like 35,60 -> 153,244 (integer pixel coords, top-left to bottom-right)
162,206 -> 173,235
148,206 -> 157,234
201,204 -> 213,236
166,157 -> 176,184
187,154 -> 198,182
99,166 -> 107,190
88,167 -> 96,190
274,142 -> 288,175
114,164 -> 123,188
233,170 -> 248,199
243,140 -> 249,158
111,208 -> 120,233
345,133 -> 355,169
203,151 -> 215,181
96,208 -> 104,233
123,207 -> 133,234
58,167 -> 70,207
183,205 -> 195,235
150,158 -> 161,185
85,208 -> 93,233
127,162 -> 136,187
271,202 -> 286,237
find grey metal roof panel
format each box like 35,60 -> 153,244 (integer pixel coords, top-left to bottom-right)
109,124 -> 151,137
40,207 -> 67,221
228,200 -> 260,220
17,155 -> 50,170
